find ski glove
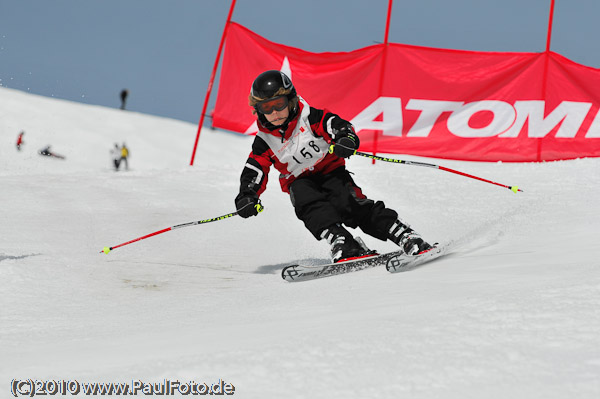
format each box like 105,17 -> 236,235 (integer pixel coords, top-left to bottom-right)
330,125 -> 359,158
235,194 -> 262,218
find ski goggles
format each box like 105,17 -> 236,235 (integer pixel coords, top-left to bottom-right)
255,95 -> 289,115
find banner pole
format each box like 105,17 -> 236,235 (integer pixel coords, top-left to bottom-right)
545,0 -> 555,52
383,0 -> 393,45
190,0 -> 238,166
539,0 -> 555,161
372,0 -> 393,164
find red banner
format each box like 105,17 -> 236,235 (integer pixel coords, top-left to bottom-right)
212,22 -> 600,161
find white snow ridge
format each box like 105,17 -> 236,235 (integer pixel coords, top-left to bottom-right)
1,86 -> 599,398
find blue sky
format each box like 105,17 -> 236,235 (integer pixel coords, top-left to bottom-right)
1,0 -> 598,125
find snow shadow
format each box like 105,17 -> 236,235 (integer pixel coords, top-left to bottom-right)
0,253 -> 40,262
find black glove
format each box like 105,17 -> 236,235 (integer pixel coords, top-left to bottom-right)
332,136 -> 358,158
329,124 -> 359,158
235,194 -> 261,218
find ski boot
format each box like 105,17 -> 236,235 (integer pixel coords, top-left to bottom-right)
321,223 -> 372,263
388,220 -> 432,255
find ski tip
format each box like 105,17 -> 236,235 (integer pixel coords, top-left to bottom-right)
281,265 -> 300,281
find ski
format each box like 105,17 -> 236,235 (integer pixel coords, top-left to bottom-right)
385,243 -> 450,273
282,243 -> 452,282
281,251 -> 403,282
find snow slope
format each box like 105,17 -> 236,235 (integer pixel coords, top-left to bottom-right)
1,86 -> 599,398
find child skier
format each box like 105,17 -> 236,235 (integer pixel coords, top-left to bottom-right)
235,70 -> 432,262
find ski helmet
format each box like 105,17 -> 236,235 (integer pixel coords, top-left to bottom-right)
250,70 -> 296,102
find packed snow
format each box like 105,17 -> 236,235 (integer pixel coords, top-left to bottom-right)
1,86 -> 599,398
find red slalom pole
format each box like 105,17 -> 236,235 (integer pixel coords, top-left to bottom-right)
545,0 -> 556,52
100,210 -> 246,254
355,151 -> 523,193
101,226 -> 172,254
436,164 -> 522,192
190,0 -> 238,166
373,0 -> 394,164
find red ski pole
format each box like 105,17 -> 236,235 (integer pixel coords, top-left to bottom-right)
100,205 -> 263,254
354,151 -> 523,193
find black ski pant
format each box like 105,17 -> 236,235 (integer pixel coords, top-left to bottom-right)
289,167 -> 398,241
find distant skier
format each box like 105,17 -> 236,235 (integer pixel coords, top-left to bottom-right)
110,143 -> 121,170
120,89 -> 129,110
16,131 -> 25,151
38,145 -> 65,159
120,142 -> 129,170
235,70 -> 432,263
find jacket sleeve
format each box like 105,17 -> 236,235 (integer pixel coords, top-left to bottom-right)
309,107 -> 360,148
236,136 -> 272,202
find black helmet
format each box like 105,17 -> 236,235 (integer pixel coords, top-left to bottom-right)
250,70 -> 296,101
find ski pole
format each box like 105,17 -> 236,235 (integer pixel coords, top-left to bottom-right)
100,205 -> 263,254
354,151 -> 523,193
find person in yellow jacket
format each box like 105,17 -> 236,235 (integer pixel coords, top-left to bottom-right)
120,143 -> 129,170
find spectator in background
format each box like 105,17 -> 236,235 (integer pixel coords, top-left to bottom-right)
111,143 -> 121,171
120,89 -> 129,110
16,131 -> 25,151
120,142 -> 130,170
